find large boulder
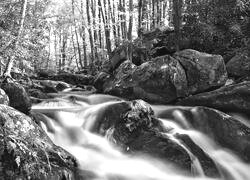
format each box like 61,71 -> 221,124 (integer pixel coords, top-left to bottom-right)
0,88 -> 9,105
103,56 -> 188,104
226,50 -> 250,78
0,105 -> 79,180
1,81 -> 31,114
85,100 -> 220,177
97,49 -> 228,103
177,81 -> 250,114
155,106 -> 250,162
93,72 -> 111,92
173,49 -> 228,94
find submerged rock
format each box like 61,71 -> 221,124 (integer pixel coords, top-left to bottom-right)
177,81 -> 250,113
1,81 -> 31,114
156,105 -> 250,162
87,100 -> 220,177
28,88 -> 50,99
173,49 -> 228,94
0,105 -> 79,180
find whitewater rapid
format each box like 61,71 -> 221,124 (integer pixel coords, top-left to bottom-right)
32,93 -> 250,180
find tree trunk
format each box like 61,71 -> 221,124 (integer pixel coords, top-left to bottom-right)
91,0 -> 99,64
80,0 -> 88,67
47,27 -> 51,69
98,0 -> 112,57
127,0 -> 134,61
60,31 -> 67,72
108,0 -> 118,47
152,0 -> 155,29
72,0 -> 83,69
173,0 -> 183,51
71,26 -> 80,70
138,0 -> 143,37
4,0 -> 28,77
86,0 -> 95,66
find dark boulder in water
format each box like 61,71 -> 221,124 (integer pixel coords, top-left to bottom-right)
88,99 -> 220,177
156,105 -> 250,162
1,81 -> 31,114
0,104 -> 79,180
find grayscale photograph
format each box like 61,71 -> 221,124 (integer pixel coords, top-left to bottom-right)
0,0 -> 250,179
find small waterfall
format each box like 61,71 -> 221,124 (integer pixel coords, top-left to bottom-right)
32,94 -> 250,180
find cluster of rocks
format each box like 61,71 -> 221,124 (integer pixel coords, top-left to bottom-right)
94,46 -> 250,114
0,72 -> 96,180
81,99 -> 250,178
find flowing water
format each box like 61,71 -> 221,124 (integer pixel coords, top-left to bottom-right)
31,93 -> 250,180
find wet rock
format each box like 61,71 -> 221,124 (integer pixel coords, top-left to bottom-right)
33,80 -> 72,93
226,50 -> 250,77
1,81 -> 31,114
173,49 -> 228,94
103,56 -> 188,103
156,106 -> 250,162
89,100 -> 219,176
56,81 -> 71,91
0,105 -> 79,180
50,73 -> 94,86
28,89 -> 49,99
177,81 -> 250,113
0,88 -> 9,105
93,72 -> 111,92
37,69 -> 56,79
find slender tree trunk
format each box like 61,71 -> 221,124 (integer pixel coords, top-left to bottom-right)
99,0 -> 112,56
117,0 -> 122,42
72,0 -> 83,68
80,0 -> 88,67
157,0 -> 160,26
121,0 -> 127,40
60,31 -> 67,71
86,0 -> 95,66
138,0 -> 143,37
127,0 -> 134,60
54,30 -> 58,70
98,4 -> 103,49
152,0 -> 155,29
71,26 -> 80,70
127,0 -> 133,41
173,0 -> 183,51
91,0 -> 99,64
47,27 -> 51,69
4,0 -> 28,77
108,0 -> 118,47
59,32 -> 62,71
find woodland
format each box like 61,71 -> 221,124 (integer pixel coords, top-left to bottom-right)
0,0 -> 250,180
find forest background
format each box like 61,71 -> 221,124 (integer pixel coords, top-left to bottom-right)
0,0 -> 249,76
